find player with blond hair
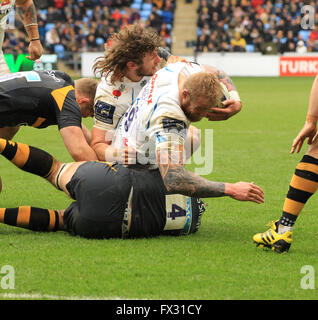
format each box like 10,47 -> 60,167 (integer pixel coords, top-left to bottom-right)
91,24 -> 242,164
0,68 -> 263,239
0,70 -> 98,161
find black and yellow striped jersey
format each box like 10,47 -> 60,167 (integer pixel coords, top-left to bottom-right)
0,70 -> 82,130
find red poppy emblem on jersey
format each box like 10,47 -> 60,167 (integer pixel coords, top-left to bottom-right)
113,90 -> 121,98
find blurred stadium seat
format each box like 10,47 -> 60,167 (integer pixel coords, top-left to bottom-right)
142,2 -> 152,11
245,44 -> 255,52
131,3 -> 141,10
54,44 -> 65,59
299,30 -> 310,42
44,23 -> 55,32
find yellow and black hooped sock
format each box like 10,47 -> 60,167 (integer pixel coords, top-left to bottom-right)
0,206 -> 64,232
0,139 -> 54,178
279,155 -> 318,231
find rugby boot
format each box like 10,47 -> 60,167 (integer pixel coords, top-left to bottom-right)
253,220 -> 292,253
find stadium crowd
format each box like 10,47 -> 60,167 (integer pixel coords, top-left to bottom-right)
3,0 -> 175,58
3,0 -> 317,60
196,0 -> 318,54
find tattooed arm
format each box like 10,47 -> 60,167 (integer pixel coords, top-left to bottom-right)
157,146 -> 264,203
16,0 -> 43,60
202,65 -> 242,121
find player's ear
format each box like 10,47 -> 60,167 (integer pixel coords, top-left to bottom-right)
126,61 -> 138,70
77,96 -> 90,104
182,89 -> 190,100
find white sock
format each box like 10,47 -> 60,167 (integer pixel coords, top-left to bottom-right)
278,224 -> 293,234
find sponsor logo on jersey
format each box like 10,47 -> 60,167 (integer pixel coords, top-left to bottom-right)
162,118 -> 187,139
45,70 -> 61,82
147,73 -> 158,104
94,100 -> 116,124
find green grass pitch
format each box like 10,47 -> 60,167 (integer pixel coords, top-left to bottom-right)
0,76 -> 318,300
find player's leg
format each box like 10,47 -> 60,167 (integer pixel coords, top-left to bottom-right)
0,127 -> 20,193
253,139 -> 318,253
0,207 -> 65,232
0,138 -> 84,197
0,138 -> 86,232
0,127 -> 20,140
0,137 -> 61,184
0,138 -> 67,231
0,48 -> 17,193
62,162 -> 132,239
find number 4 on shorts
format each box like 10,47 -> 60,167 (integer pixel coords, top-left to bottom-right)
169,204 -> 186,220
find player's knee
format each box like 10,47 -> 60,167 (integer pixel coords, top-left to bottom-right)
52,162 -> 82,195
47,159 -> 65,188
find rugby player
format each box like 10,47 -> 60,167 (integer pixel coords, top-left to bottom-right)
0,0 -> 43,75
253,75 -> 318,253
91,24 -> 242,163
0,70 -> 98,161
91,24 -> 162,162
111,62 -> 262,203
0,70 -> 263,239
0,0 -> 43,151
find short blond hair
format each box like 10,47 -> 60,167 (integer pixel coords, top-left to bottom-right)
74,78 -> 98,102
183,72 -> 222,108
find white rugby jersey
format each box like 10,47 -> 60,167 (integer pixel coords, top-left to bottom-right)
93,71 -> 151,132
112,62 -> 204,168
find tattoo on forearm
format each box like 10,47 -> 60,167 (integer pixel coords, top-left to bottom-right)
157,149 -> 225,198
16,3 -> 37,24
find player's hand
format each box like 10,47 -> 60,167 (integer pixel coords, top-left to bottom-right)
207,100 -> 242,121
290,122 -> 318,154
118,146 -> 137,165
225,181 -> 264,204
27,40 -> 43,61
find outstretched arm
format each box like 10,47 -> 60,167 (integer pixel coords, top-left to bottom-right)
156,145 -> 264,203
16,0 -> 43,60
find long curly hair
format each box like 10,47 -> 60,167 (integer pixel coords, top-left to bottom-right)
93,24 -> 161,83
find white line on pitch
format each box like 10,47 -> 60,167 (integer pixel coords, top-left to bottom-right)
0,293 -> 143,300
